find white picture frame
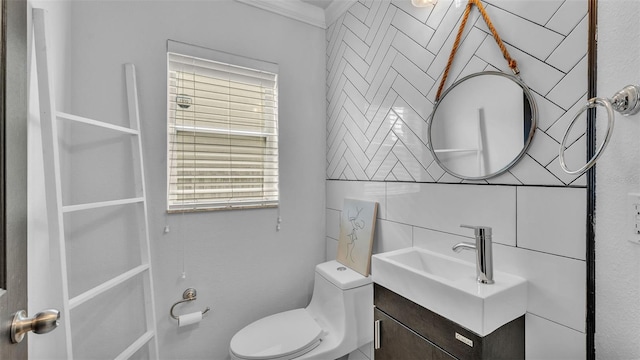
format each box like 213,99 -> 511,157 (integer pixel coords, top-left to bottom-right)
337,199 -> 378,276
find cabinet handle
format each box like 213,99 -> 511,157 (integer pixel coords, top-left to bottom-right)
374,319 -> 381,349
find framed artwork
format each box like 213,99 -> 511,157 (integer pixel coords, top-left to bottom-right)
337,199 -> 378,276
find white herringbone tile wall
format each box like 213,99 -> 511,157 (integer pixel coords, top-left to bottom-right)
326,0 -> 587,186
325,2 -> 590,358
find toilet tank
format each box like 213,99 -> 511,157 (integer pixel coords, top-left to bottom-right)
306,261 -> 373,351
315,261 -> 371,290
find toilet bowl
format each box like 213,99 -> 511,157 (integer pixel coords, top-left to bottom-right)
229,260 -> 373,360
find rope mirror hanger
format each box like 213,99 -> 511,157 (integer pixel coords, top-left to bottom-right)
435,0 -> 519,103
428,0 -> 537,180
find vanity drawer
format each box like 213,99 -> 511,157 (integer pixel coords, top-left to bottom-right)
374,283 -> 524,360
375,308 -> 455,360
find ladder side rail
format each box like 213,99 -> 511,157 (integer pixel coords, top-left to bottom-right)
32,8 -> 73,359
125,63 -> 160,359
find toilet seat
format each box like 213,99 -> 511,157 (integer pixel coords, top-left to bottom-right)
230,308 -> 323,360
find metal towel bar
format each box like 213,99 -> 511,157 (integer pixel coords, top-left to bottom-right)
559,84 -> 640,175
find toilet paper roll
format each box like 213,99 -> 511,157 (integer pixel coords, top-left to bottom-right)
178,311 -> 202,327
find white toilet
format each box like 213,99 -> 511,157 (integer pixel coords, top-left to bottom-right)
229,260 -> 373,360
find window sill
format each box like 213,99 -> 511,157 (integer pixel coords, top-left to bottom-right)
167,203 -> 279,214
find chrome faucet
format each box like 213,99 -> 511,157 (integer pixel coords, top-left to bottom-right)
453,225 -> 494,284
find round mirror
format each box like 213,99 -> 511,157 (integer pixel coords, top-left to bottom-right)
428,71 -> 537,180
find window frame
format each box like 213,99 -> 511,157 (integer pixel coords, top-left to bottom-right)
166,40 -> 279,212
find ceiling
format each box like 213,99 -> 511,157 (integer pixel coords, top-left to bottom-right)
237,0 -> 352,29
300,0 -> 334,9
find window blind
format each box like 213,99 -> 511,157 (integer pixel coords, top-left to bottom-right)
167,52 -> 278,211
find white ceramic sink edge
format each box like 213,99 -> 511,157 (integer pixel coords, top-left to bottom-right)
371,247 -> 527,336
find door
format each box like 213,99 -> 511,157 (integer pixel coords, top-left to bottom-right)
0,0 -> 29,357
0,0 -> 58,357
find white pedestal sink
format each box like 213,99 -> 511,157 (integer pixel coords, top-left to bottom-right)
372,247 -> 527,336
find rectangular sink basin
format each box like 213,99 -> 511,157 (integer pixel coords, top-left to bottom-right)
372,247 -> 527,336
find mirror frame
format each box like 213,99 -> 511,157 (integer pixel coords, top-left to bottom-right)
428,71 -> 538,180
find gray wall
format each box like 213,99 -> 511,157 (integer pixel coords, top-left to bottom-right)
28,1 -> 327,358
30,1 -> 640,359
595,0 -> 640,358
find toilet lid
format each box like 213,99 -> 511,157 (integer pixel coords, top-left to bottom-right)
230,308 -> 323,360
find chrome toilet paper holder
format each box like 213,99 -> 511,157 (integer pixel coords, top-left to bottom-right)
170,288 -> 211,320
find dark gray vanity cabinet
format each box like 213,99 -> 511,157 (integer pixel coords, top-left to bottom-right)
374,284 -> 524,360
374,308 -> 455,360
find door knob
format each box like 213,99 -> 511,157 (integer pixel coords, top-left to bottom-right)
10,309 -> 60,343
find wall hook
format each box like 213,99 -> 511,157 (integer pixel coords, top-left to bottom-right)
170,288 -> 211,320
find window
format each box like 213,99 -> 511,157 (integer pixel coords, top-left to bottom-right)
167,42 -> 278,211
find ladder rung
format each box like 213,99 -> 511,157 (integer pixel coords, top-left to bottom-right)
63,197 -> 145,213
114,330 -> 155,360
57,111 -> 140,135
69,264 -> 149,309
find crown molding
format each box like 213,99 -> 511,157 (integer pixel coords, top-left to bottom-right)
236,0 -> 327,29
325,0 -> 357,27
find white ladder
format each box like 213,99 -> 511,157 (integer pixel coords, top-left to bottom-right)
33,8 -> 159,359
